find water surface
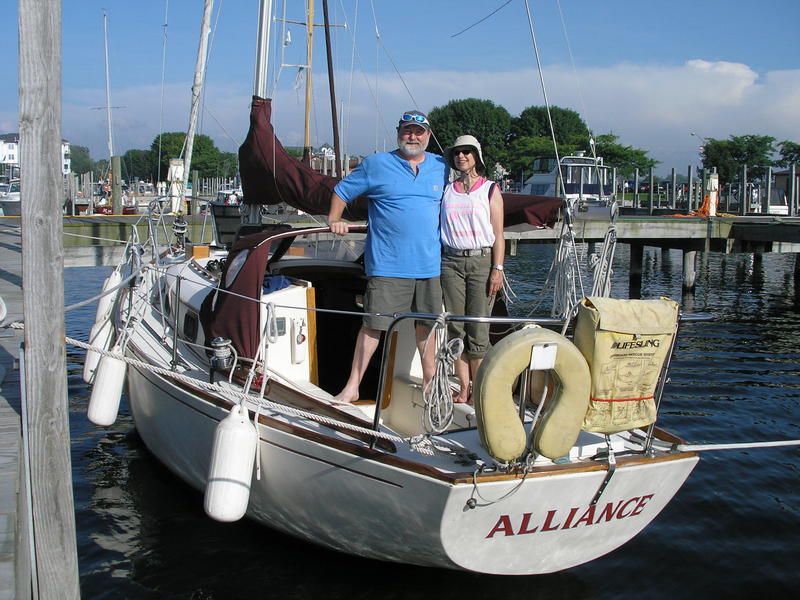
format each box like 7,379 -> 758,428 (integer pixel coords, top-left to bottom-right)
66,245 -> 800,598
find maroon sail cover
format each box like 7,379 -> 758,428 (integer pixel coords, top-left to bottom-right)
238,96 -> 368,220
237,95 -> 561,227
202,231 -> 279,360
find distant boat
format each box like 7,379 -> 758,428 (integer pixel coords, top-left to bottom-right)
0,179 -> 20,217
522,152 -> 616,219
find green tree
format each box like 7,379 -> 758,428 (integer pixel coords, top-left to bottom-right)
510,106 -> 590,146
150,132 -> 187,181
777,141 -> 800,167
69,145 -> 93,175
588,134 -> 657,178
427,98 -> 512,178
216,151 -> 239,179
122,149 -> 154,182
702,135 -> 776,183
93,158 -> 110,179
149,132 -> 235,181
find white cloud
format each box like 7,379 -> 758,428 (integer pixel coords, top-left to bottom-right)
59,59 -> 800,176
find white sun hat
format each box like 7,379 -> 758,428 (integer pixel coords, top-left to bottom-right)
444,135 -> 486,174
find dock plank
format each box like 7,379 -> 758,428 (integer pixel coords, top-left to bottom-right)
0,224 -> 28,600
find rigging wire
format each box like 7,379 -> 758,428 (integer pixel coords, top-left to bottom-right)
554,0 -> 603,199
522,0 -> 584,319
370,0 -> 380,153
522,0 -> 562,190
555,0 -> 590,140
157,0 -> 169,180
365,1 -> 448,152
196,0 -> 225,138
335,0 -> 392,147
341,0 -> 359,165
554,0 -> 618,298
450,0 -> 513,38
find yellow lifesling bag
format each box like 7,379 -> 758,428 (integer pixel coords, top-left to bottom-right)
574,296 -> 679,434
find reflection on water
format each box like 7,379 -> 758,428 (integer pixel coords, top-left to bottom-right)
66,247 -> 800,599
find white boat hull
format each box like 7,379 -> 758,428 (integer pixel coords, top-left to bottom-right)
125,353 -> 697,574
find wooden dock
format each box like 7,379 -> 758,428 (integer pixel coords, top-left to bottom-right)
0,223 -> 29,600
2,211 -> 799,264
6,212 -> 798,291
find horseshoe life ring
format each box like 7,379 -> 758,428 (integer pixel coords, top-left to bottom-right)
473,326 -> 591,462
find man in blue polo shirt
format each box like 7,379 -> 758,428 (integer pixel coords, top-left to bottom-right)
328,110 -> 448,403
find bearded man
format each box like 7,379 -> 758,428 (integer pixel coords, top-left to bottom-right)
327,110 -> 448,403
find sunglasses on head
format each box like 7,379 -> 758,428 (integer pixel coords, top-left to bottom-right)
401,113 -> 429,125
454,148 -> 473,156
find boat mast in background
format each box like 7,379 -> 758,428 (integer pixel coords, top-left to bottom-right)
102,11 -> 114,161
177,0 -> 214,213
301,0 -> 315,165
322,0 -> 341,177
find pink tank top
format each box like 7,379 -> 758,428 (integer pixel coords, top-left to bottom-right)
440,178 -> 496,250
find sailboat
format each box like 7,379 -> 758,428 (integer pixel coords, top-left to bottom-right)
82,0 -> 702,575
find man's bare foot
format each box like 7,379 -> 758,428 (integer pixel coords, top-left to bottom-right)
333,389 -> 359,404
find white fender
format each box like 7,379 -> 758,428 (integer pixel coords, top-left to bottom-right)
94,270 -> 122,325
204,403 -> 259,522
473,327 -> 591,462
83,317 -> 115,384
87,346 -> 126,426
83,270 -> 122,384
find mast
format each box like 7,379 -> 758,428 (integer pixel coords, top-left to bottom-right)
102,11 -> 114,160
322,0 -> 341,177
181,0 -> 214,210
253,0 -> 273,98
302,0 -> 314,165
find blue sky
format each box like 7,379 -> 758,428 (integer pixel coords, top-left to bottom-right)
2,0 -> 799,175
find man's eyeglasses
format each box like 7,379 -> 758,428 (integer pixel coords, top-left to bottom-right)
401,113 -> 429,125
454,148 -> 473,156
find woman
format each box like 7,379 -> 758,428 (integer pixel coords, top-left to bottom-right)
440,135 -> 504,403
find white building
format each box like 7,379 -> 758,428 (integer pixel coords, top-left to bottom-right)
0,133 -> 72,178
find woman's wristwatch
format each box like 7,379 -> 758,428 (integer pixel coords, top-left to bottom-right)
491,264 -> 504,271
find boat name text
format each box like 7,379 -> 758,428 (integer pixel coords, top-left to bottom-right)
486,493 -> 654,538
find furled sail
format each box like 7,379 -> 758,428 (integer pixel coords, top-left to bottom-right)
238,96 -> 368,220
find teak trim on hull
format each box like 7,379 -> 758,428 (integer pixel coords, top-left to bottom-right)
126,341 -> 697,487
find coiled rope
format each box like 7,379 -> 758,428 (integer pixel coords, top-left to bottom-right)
422,316 -> 463,434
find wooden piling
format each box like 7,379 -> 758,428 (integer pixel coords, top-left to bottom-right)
795,253 -> 800,301
629,242 -> 643,299
741,165 -> 748,216
19,0 -> 81,596
111,155 -> 122,213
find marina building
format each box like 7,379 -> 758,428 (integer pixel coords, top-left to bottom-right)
0,132 -> 72,179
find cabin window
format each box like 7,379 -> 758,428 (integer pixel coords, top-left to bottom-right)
225,249 -> 250,287
531,158 -> 557,174
183,312 -> 199,341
